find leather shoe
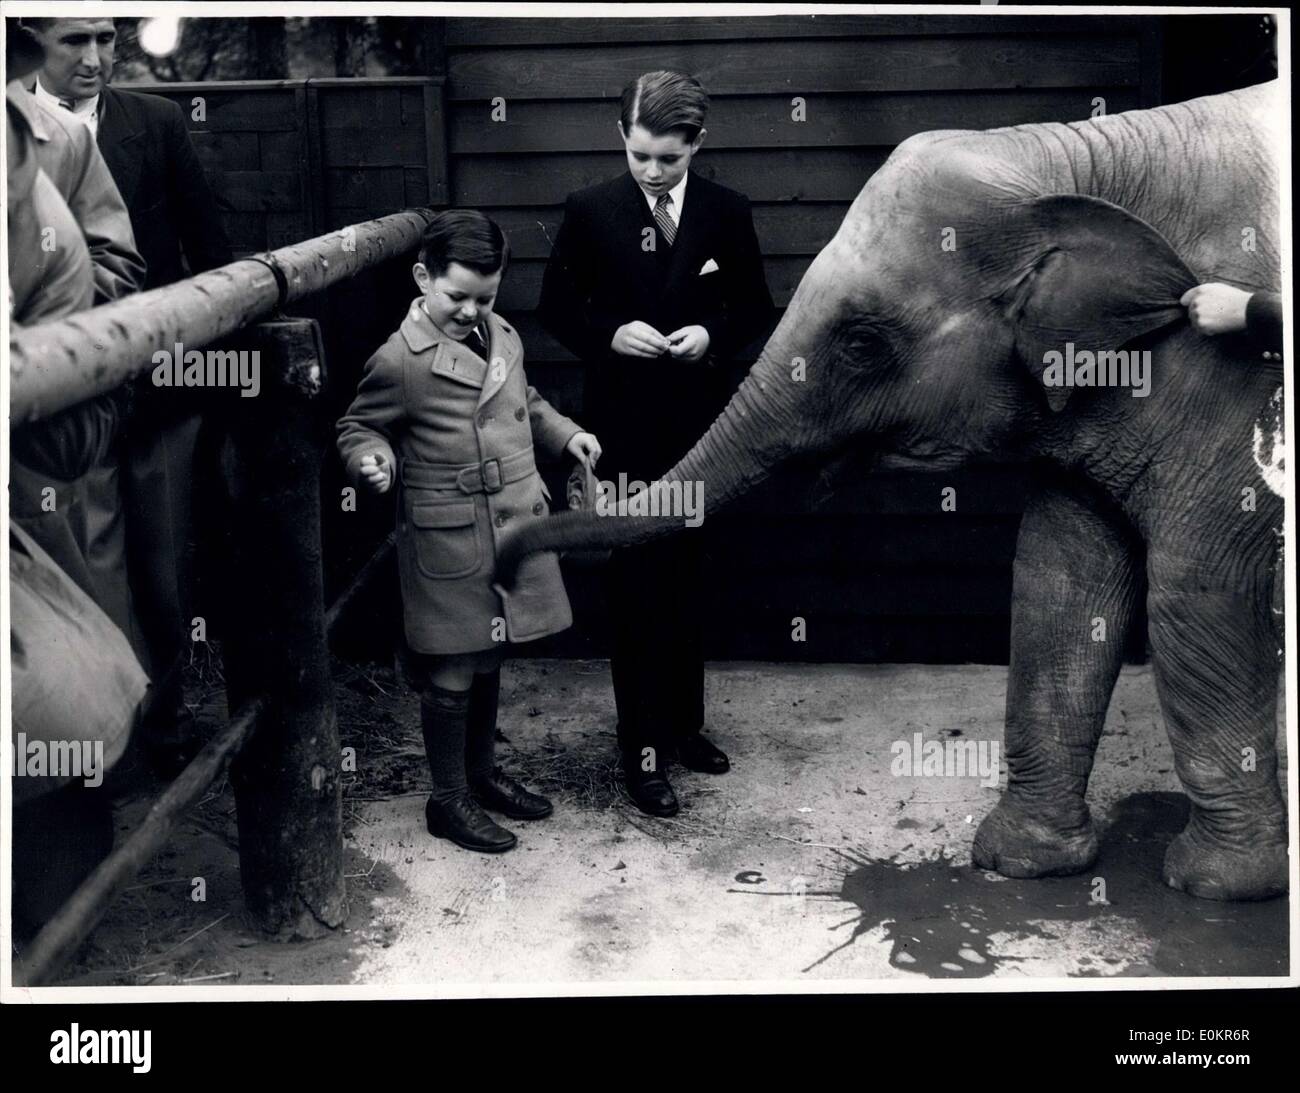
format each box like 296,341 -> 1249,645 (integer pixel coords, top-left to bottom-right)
676,734 -> 730,774
471,766 -> 553,820
622,759 -> 679,817
425,792 -> 517,852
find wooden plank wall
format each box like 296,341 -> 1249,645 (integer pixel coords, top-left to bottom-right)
132,77 -> 444,252
440,14 -> 1161,663
130,14 -> 1162,664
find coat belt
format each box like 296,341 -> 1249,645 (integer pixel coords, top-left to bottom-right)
401,447 -> 536,495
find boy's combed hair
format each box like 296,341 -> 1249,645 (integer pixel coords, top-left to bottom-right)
620,70 -> 709,141
418,210 -> 510,278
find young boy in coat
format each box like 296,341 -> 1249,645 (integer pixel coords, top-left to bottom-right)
339,210 -> 601,853
539,71 -> 773,817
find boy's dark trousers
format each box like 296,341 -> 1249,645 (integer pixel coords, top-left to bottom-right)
609,531 -> 705,765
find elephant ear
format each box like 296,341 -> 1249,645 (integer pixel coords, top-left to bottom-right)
998,194 -> 1197,411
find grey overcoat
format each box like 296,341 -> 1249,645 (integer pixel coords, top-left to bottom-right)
338,299 -> 582,653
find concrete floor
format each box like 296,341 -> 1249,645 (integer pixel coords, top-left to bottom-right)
344,660 -> 1292,985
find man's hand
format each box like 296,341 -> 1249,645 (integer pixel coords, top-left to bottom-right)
666,325 -> 710,362
566,431 -> 602,467
1181,283 -> 1252,336
611,321 -> 671,358
358,451 -> 392,493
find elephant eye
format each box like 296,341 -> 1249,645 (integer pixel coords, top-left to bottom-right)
838,317 -> 898,371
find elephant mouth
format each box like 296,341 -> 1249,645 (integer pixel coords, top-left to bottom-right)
871,447 -> 967,474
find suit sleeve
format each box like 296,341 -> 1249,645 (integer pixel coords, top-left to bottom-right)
1245,291 -> 1282,353
337,346 -> 404,484
164,101 -> 232,275
699,194 -> 774,362
63,120 -> 145,303
538,194 -> 622,362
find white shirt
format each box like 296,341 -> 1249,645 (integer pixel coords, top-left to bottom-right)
34,76 -> 100,137
639,172 -> 687,227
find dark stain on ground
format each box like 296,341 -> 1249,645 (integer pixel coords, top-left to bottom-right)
805,792 -> 1288,978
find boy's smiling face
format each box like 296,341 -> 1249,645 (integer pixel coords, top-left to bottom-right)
619,122 -> 704,197
413,260 -> 502,340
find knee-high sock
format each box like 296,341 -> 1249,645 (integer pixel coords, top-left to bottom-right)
466,668 -> 501,781
421,686 -> 470,803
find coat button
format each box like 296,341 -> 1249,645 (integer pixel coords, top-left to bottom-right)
495,513 -> 508,527
515,407 -> 526,421
532,501 -> 545,515
478,413 -> 490,428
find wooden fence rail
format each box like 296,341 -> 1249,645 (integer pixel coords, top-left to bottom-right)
10,208 -> 435,424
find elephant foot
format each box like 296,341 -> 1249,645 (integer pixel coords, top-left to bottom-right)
1162,829 -> 1288,902
971,796 -> 1098,878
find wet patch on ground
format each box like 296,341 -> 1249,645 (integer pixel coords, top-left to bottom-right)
807,792 -> 1288,977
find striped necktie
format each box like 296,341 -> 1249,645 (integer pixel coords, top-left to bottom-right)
653,193 -> 677,247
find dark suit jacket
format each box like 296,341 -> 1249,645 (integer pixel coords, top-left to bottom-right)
1246,290 -> 1282,354
97,86 -> 231,290
539,171 -> 773,478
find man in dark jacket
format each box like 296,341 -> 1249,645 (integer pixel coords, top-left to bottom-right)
539,71 -> 774,816
28,15 -> 233,770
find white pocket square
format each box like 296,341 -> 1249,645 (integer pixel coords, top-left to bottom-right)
699,258 -> 720,275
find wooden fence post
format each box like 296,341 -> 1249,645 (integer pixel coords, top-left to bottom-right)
220,316 -> 345,938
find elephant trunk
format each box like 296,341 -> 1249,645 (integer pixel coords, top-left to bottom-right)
497,340 -> 804,585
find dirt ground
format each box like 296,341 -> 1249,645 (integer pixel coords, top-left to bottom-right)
53,658 -> 1291,989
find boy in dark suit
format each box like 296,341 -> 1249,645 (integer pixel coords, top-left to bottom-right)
539,70 -> 773,816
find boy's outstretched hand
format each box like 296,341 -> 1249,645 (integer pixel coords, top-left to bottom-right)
566,431 -> 602,467
358,451 -> 393,493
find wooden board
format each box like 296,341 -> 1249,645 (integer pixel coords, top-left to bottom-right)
447,36 -> 1140,100
445,15 -> 1147,47
453,148 -> 895,206
449,87 -> 1142,154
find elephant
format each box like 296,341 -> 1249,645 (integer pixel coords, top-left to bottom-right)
499,81 -> 1287,901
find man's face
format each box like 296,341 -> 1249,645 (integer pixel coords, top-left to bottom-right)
31,19 -> 116,100
413,260 -> 501,341
619,122 -> 704,196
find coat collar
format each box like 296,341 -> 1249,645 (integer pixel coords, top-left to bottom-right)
612,170 -> 709,292
95,87 -> 143,149
8,81 -> 49,142
95,88 -> 144,204
399,298 -> 522,406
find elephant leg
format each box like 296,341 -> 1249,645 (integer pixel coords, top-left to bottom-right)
1146,563 -> 1286,901
973,478 -> 1142,878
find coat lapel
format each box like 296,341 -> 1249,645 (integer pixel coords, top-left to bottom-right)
616,174 -> 671,282
476,313 -> 522,407
662,176 -> 708,293
96,88 -> 144,207
401,298 -> 486,390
